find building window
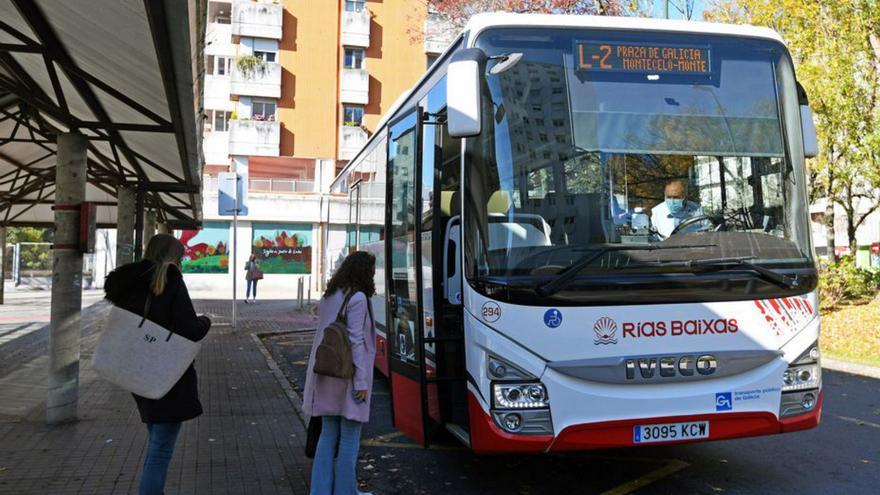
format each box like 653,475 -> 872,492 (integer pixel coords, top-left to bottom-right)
552,87 -> 564,95
344,48 -> 365,69
345,0 -> 366,12
253,50 -> 276,63
344,105 -> 364,126
535,118 -> 545,126
539,133 -> 548,142
252,100 -> 276,121
553,119 -> 565,127
211,110 -> 230,132
208,56 -> 230,76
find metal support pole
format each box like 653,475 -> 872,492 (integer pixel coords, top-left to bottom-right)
143,209 -> 157,251
232,174 -> 239,330
115,186 -> 136,268
13,243 -> 20,286
47,133 -> 87,425
664,0 -> 670,19
134,186 -> 144,261
0,226 -> 6,305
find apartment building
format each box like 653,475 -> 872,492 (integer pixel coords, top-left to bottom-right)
186,0 -> 454,294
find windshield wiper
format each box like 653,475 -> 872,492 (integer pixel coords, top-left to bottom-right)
535,243 -> 716,297
657,256 -> 800,289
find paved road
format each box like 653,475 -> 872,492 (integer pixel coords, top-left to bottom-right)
264,331 -> 879,495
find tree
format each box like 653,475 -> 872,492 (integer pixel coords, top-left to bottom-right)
628,0 -> 697,19
705,0 -> 880,255
6,227 -> 52,271
418,0 -> 629,43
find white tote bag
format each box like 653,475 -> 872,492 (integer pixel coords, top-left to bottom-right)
92,298 -> 202,400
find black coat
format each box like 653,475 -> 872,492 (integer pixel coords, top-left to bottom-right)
104,260 -> 211,424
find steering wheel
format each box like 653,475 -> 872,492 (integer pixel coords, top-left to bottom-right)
670,214 -> 724,236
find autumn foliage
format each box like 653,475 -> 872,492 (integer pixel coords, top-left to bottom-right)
428,0 -> 626,27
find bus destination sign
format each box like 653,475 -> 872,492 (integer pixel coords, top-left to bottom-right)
575,41 -> 711,75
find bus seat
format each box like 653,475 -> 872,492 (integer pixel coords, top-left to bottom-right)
440,190 -> 455,216
487,190 -> 513,214
450,190 -> 461,216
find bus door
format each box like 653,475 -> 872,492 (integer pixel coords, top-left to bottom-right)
422,77 -> 470,445
386,109 -> 429,445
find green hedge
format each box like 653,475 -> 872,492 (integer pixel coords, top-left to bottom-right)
819,255 -> 880,310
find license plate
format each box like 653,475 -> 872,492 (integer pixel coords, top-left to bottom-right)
633,420 -> 709,444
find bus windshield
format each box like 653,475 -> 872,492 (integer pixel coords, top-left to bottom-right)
464,28 -> 813,295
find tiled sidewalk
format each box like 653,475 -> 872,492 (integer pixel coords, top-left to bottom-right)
0,298 -> 319,495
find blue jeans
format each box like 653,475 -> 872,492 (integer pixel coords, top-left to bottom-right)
310,416 -> 363,495
246,279 -> 258,299
139,422 -> 182,495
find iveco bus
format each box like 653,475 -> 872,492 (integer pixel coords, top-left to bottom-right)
328,13 -> 822,452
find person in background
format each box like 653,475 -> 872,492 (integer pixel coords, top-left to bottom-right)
104,234 -> 212,495
303,251 -> 377,495
651,179 -> 706,238
244,254 -> 260,304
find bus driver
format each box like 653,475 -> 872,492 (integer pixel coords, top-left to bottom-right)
651,179 -> 705,238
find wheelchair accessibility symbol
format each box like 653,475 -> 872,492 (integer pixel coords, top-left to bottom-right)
543,308 -> 562,328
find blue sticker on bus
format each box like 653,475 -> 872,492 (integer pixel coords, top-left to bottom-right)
715,392 -> 733,411
543,309 -> 562,328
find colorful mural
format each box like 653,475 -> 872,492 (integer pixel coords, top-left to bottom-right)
176,222 -> 229,273
252,223 -> 312,274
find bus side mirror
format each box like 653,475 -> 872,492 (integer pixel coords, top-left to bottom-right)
801,105 -> 818,158
447,48 -> 487,138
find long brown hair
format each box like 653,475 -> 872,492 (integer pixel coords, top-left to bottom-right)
143,234 -> 185,296
323,251 -> 376,298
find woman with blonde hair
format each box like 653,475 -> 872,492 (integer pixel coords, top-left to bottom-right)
303,250 -> 377,495
104,234 -> 212,495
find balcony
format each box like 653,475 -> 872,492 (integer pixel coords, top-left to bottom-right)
229,120 -> 280,157
339,68 -> 369,105
205,22 -> 234,56
230,60 -> 281,98
341,9 -> 370,47
232,1 -> 282,40
339,125 -> 368,160
249,178 -> 316,193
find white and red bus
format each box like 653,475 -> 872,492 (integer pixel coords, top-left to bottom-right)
328,13 -> 822,453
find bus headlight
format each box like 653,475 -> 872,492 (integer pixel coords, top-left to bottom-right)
782,364 -> 821,392
493,383 -> 549,409
782,341 -> 822,392
780,341 -> 822,418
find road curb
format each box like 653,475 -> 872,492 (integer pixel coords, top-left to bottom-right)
822,358 -> 880,379
250,329 -> 315,428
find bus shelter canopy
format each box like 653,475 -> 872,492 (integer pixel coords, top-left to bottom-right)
0,0 -> 205,229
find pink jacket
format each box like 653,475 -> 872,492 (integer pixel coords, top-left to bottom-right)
302,289 -> 376,423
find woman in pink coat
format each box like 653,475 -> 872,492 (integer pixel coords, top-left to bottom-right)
303,251 -> 376,495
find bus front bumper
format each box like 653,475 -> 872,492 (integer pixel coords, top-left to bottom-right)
468,391 -> 822,454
